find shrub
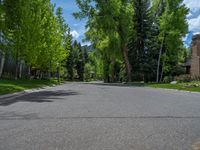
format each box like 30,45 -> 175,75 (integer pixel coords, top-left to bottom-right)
184,82 -> 200,88
84,63 -> 93,82
192,76 -> 200,81
163,76 -> 173,83
175,75 -> 192,82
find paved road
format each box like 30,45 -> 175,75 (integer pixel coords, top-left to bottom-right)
0,82 -> 200,150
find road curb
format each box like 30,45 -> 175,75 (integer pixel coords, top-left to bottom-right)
88,82 -> 200,95
0,91 -> 26,100
0,86 -> 53,101
143,86 -> 200,95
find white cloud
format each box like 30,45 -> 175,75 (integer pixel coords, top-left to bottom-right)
70,30 -> 80,39
183,0 -> 200,9
182,33 -> 188,42
81,41 -> 91,46
183,0 -> 200,35
187,8 -> 200,20
181,0 -> 200,47
188,14 -> 200,34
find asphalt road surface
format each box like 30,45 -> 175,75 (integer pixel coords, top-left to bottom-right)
0,82 -> 200,150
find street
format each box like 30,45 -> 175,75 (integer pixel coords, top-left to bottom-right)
0,82 -> 200,150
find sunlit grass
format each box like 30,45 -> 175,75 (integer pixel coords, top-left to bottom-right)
146,81 -> 200,92
0,79 -> 59,95
128,81 -> 200,92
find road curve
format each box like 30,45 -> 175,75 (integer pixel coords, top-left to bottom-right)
0,82 -> 200,150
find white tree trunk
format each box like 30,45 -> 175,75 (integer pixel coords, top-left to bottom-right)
0,52 -> 5,78
156,37 -> 165,83
28,66 -> 31,79
19,60 -> 23,79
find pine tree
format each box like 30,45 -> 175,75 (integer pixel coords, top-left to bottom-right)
76,43 -> 84,81
128,0 -> 155,82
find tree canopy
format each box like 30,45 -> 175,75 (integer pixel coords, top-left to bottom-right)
0,0 -> 189,83
74,0 -> 189,83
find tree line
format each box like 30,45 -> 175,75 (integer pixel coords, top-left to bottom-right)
0,0 -> 189,83
74,0 -> 189,83
0,0 -> 92,81
0,0 -> 70,79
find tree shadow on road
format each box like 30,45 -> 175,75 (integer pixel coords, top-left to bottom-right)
0,90 -> 79,106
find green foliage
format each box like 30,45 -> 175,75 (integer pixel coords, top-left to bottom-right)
162,76 -> 173,83
157,0 -> 189,78
1,0 -> 70,79
128,0 -> 157,82
175,74 -> 192,82
84,63 -> 93,81
1,0 -> 189,83
73,0 -> 189,83
66,41 -> 90,81
74,0 -> 133,82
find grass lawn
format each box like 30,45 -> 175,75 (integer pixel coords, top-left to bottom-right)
128,81 -> 200,92
0,79 -> 60,95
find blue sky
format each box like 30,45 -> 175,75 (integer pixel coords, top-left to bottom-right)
183,0 -> 200,48
51,0 -> 200,47
51,0 -> 88,46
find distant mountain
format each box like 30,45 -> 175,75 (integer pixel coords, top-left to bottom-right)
81,44 -> 93,52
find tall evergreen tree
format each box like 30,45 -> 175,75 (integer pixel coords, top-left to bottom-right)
128,0 -> 155,82
76,43 -> 84,81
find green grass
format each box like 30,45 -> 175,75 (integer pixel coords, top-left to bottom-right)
0,79 -> 60,95
1,79 -> 200,96
128,81 -> 200,92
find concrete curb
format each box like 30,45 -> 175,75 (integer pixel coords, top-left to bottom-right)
0,81 -> 66,101
142,86 -> 200,95
88,82 -> 200,95
0,85 -> 54,101
0,91 -> 26,100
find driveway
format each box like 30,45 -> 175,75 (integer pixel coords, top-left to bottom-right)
0,82 -> 200,150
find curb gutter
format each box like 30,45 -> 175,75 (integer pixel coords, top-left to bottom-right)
0,86 -> 53,101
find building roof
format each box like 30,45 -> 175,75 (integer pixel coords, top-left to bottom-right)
192,34 -> 200,42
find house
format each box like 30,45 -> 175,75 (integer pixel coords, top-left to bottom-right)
190,34 -> 200,77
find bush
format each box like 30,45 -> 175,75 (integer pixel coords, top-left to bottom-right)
174,75 -> 192,82
163,76 -> 173,83
184,82 -> 200,88
84,63 -> 93,82
192,76 -> 200,81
